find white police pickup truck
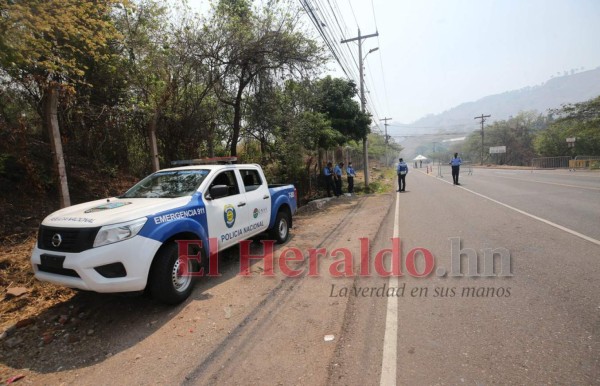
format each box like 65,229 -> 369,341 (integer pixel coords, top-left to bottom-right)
31,162 -> 297,304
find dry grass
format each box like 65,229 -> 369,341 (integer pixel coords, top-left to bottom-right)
0,164 -> 139,332
0,235 -> 74,331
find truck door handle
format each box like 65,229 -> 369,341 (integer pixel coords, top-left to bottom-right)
238,202 -> 246,207
263,195 -> 269,200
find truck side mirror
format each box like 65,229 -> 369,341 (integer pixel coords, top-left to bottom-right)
207,185 -> 229,200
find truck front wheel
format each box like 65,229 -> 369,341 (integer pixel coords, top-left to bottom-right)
270,210 -> 291,244
149,242 -> 195,304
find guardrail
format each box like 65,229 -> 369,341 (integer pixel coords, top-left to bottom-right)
531,156 -> 600,170
531,156 -> 571,169
570,156 -> 600,170
574,155 -> 600,161
433,159 -> 473,178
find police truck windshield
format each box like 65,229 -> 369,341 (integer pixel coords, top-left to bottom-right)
122,170 -> 210,198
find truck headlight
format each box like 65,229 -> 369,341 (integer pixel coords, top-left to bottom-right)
93,218 -> 148,248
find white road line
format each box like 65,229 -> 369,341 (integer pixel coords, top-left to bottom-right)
425,172 -> 600,247
380,192 -> 400,386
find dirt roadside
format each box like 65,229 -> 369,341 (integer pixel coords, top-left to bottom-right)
1,169 -> 395,385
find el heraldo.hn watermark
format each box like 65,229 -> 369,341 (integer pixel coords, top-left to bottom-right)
175,237 -> 513,298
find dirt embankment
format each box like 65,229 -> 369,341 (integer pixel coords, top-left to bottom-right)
0,164 -> 138,334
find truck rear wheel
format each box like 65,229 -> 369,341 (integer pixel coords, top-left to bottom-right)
270,210 -> 291,244
149,242 -> 195,304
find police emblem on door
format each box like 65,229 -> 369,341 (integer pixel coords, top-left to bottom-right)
224,204 -> 236,228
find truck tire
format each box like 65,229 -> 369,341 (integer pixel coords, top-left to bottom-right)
149,242 -> 195,304
270,210 -> 291,244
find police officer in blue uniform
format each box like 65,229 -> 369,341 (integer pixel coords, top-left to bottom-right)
346,162 -> 356,194
333,162 -> 343,196
324,161 -> 334,197
396,158 -> 408,192
449,153 -> 462,185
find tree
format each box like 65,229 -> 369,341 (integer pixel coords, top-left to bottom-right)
115,0 -> 179,172
207,0 -> 324,156
461,112 -> 547,165
367,132 -> 403,161
313,76 -> 371,144
0,0 -> 124,207
535,96 -> 600,156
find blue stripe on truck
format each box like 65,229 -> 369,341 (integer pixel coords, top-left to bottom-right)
138,194 -> 210,255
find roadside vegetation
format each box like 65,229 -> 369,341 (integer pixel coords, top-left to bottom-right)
0,0 -> 403,241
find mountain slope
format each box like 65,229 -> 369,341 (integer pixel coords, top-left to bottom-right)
406,66 -> 600,132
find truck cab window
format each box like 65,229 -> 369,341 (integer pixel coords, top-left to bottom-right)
209,171 -> 240,196
240,169 -> 262,192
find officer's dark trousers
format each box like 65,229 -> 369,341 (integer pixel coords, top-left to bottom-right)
347,177 -> 354,193
451,166 -> 460,184
334,177 -> 342,196
397,174 -> 406,191
325,175 -> 334,196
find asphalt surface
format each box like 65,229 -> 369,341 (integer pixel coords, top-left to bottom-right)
438,166 -> 600,240
343,167 -> 600,385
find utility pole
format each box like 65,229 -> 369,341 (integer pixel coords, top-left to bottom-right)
380,117 -> 392,166
474,114 -> 491,165
341,28 -> 378,187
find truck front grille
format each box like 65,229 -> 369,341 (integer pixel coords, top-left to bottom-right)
38,226 -> 101,253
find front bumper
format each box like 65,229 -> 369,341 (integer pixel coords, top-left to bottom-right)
31,235 -> 162,293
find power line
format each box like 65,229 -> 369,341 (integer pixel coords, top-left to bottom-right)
305,1 -> 344,74
315,0 -> 383,125
364,53 -> 382,109
315,0 -> 359,80
310,0 -> 360,83
302,0 -> 384,146
300,0 -> 351,79
327,0 -> 348,39
370,0 -> 390,115
327,0 -> 358,74
370,0 -> 378,27
347,0 -> 359,27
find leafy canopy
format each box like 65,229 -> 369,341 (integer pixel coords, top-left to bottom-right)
535,96 -> 600,156
0,0 -> 125,86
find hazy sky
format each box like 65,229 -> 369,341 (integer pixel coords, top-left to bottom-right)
188,0 -> 600,125
332,0 -> 600,125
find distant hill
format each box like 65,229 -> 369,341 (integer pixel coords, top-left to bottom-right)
395,66 -> 600,136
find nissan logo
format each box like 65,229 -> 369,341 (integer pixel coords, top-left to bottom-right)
51,233 -> 62,247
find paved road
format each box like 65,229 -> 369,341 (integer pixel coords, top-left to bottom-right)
434,166 -> 600,240
336,168 -> 600,385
